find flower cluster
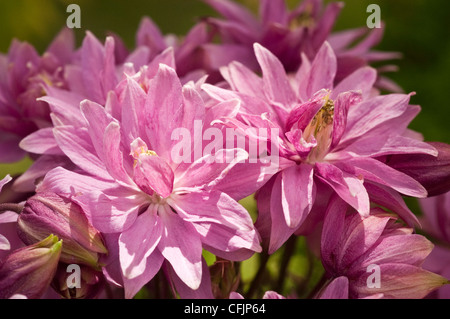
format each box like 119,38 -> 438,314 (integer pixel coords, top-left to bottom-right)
0,0 -> 449,299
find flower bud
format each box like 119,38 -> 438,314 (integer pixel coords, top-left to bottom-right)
51,263 -> 105,299
17,192 -> 108,269
0,234 -> 62,299
386,142 -> 450,197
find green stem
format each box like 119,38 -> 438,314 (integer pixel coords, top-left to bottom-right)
275,236 -> 298,292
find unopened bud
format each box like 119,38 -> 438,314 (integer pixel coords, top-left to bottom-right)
17,192 -> 108,269
0,234 -> 62,299
386,142 -> 450,197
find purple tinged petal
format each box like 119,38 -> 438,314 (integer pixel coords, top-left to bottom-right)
321,195 -> 348,273
298,42 -> 337,101
336,157 -> 428,198
220,61 -> 264,99
259,0 -> 288,25
387,142 -> 450,197
364,182 -> 419,227
262,291 -> 286,299
319,276 -> 349,299
119,208 -> 162,279
311,2 -> 344,50
136,17 -> 167,54
122,249 -> 164,299
132,147 -> 174,198
144,64 -> 184,158
103,122 -> 134,185
285,89 -> 328,132
337,213 -> 391,272
159,208 -> 203,290
0,234 -> 62,299
358,234 -> 434,270
254,43 -> 296,106
332,66 -> 377,99
0,174 -> 12,193
352,264 -> 449,299
281,164 -> 315,228
170,258 -> 214,299
169,191 -> 261,260
268,173 -> 299,254
342,93 -> 412,143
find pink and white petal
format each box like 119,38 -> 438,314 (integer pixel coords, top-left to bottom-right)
281,164 -> 315,228
158,209 -> 203,290
321,195 -> 348,272
254,43 -> 296,106
268,173 -> 299,254
220,61 -> 264,99
315,162 -> 370,217
119,209 -> 163,279
12,155 -> 71,193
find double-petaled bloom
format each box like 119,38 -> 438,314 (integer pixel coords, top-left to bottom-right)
37,61 -> 262,298
319,195 -> 449,299
204,41 -> 435,253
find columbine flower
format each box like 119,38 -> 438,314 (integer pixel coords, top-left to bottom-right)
419,191 -> 450,299
320,195 -> 449,299
37,63 -> 261,298
0,28 -> 75,163
0,234 -> 62,299
203,0 -> 400,89
204,42 -> 435,253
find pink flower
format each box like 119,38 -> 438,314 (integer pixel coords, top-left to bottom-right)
204,42 -> 435,253
420,191 -> 450,299
203,0 -> 400,90
320,195 -> 449,299
0,29 -> 75,163
37,63 -> 262,298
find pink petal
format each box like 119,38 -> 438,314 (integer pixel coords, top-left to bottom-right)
332,66 -> 377,99
319,276 -> 349,299
136,17 -> 167,53
158,208 -> 203,290
0,174 -> 12,193
19,128 -> 62,155
220,61 -> 264,99
53,126 -> 110,180
169,259 -> 214,299
119,209 -> 163,279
